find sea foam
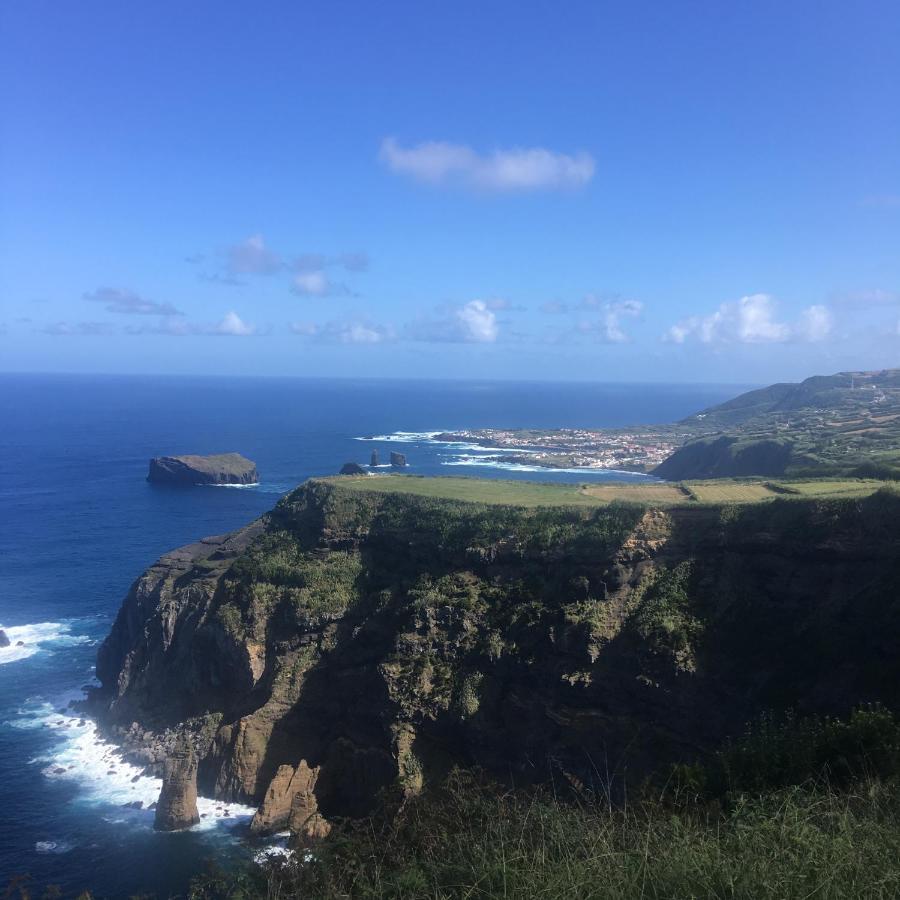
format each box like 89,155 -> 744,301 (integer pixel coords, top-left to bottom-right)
0,622 -> 90,665
34,709 -> 257,832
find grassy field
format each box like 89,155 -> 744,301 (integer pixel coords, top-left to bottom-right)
325,474 -> 888,508
581,482 -> 691,503
687,481 -> 782,503
325,474 -> 607,507
770,479 -> 885,497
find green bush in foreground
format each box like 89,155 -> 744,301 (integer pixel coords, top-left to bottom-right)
194,773 -> 900,900
190,707 -> 900,899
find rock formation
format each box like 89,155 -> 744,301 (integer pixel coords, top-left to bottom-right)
0,629 -> 9,648
370,450 -> 379,467
147,453 -> 258,486
390,451 -> 407,467
154,736 -> 200,830
250,760 -> 327,840
339,462 -> 367,475
91,479 -> 900,844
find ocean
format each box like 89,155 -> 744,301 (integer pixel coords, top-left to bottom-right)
0,374 -> 745,897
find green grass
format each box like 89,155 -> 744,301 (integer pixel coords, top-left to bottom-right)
686,481 -> 781,503
194,774 -> 900,900
324,474 -> 889,509
324,474 -> 611,507
769,478 -> 884,497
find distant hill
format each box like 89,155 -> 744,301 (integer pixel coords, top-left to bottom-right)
656,368 -> 900,479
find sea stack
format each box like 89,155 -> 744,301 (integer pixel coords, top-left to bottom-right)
390,451 -> 407,467
154,737 -> 200,831
0,629 -> 9,648
147,453 -> 258,486
371,449 -> 379,467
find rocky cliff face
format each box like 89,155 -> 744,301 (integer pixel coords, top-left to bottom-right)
90,480 -> 900,841
147,453 -> 259,486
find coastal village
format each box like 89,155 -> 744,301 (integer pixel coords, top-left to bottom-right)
434,427 -> 684,471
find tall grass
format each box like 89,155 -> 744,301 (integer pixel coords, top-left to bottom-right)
202,771 -> 900,899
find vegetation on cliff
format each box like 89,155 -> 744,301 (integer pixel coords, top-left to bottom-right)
93,476 -> 900,894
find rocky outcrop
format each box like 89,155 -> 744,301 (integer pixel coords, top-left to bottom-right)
390,452 -> 407,467
0,629 -> 9,648
91,480 -> 900,843
371,450 -> 379,467
154,737 -> 200,830
148,453 -> 258,486
249,760 -> 329,841
339,462 -> 367,475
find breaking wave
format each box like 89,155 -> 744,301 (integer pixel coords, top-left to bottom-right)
0,622 -> 92,666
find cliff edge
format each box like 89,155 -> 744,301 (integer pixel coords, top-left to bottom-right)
89,478 -> 900,841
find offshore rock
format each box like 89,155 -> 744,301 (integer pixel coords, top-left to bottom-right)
339,462 -> 367,475
0,629 -> 9,648
370,449 -> 379,467
154,737 -> 200,830
147,453 -> 258,486
390,451 -> 407,467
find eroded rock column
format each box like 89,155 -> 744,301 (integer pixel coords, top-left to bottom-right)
154,737 -> 200,831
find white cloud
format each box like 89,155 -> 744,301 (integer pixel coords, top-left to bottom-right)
226,235 -> 282,275
405,300 -> 500,343
292,270 -> 331,296
291,319 -> 393,344
666,294 -> 831,345
456,300 -> 498,342
576,297 -> 643,343
797,305 -> 833,342
379,138 -> 594,192
215,311 -> 257,336
84,287 -> 182,316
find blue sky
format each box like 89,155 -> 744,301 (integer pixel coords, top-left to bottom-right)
1,0 -> 898,382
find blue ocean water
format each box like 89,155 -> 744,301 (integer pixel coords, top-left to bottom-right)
0,374 -> 745,897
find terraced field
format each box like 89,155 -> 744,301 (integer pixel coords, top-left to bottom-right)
327,474 -> 889,508
686,482 -> 782,503
770,479 -> 884,498
580,483 -> 691,504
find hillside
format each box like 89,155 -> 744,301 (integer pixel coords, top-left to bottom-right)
89,477 -> 900,851
656,368 -> 900,479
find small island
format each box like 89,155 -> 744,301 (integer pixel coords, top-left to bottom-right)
147,453 -> 259,486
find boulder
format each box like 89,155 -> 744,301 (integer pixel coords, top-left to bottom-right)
339,462 -> 367,475
0,629 -> 9,648
390,452 -> 407,468
147,453 -> 258,486
154,738 -> 200,830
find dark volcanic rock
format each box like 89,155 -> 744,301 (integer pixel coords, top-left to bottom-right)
147,453 -> 258,486
154,737 -> 200,830
370,450 -> 379,467
0,629 -> 9,648
339,462 -> 367,475
390,451 -> 407,467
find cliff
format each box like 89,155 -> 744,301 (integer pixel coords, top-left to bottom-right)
147,453 -> 258,486
90,478 -> 900,841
